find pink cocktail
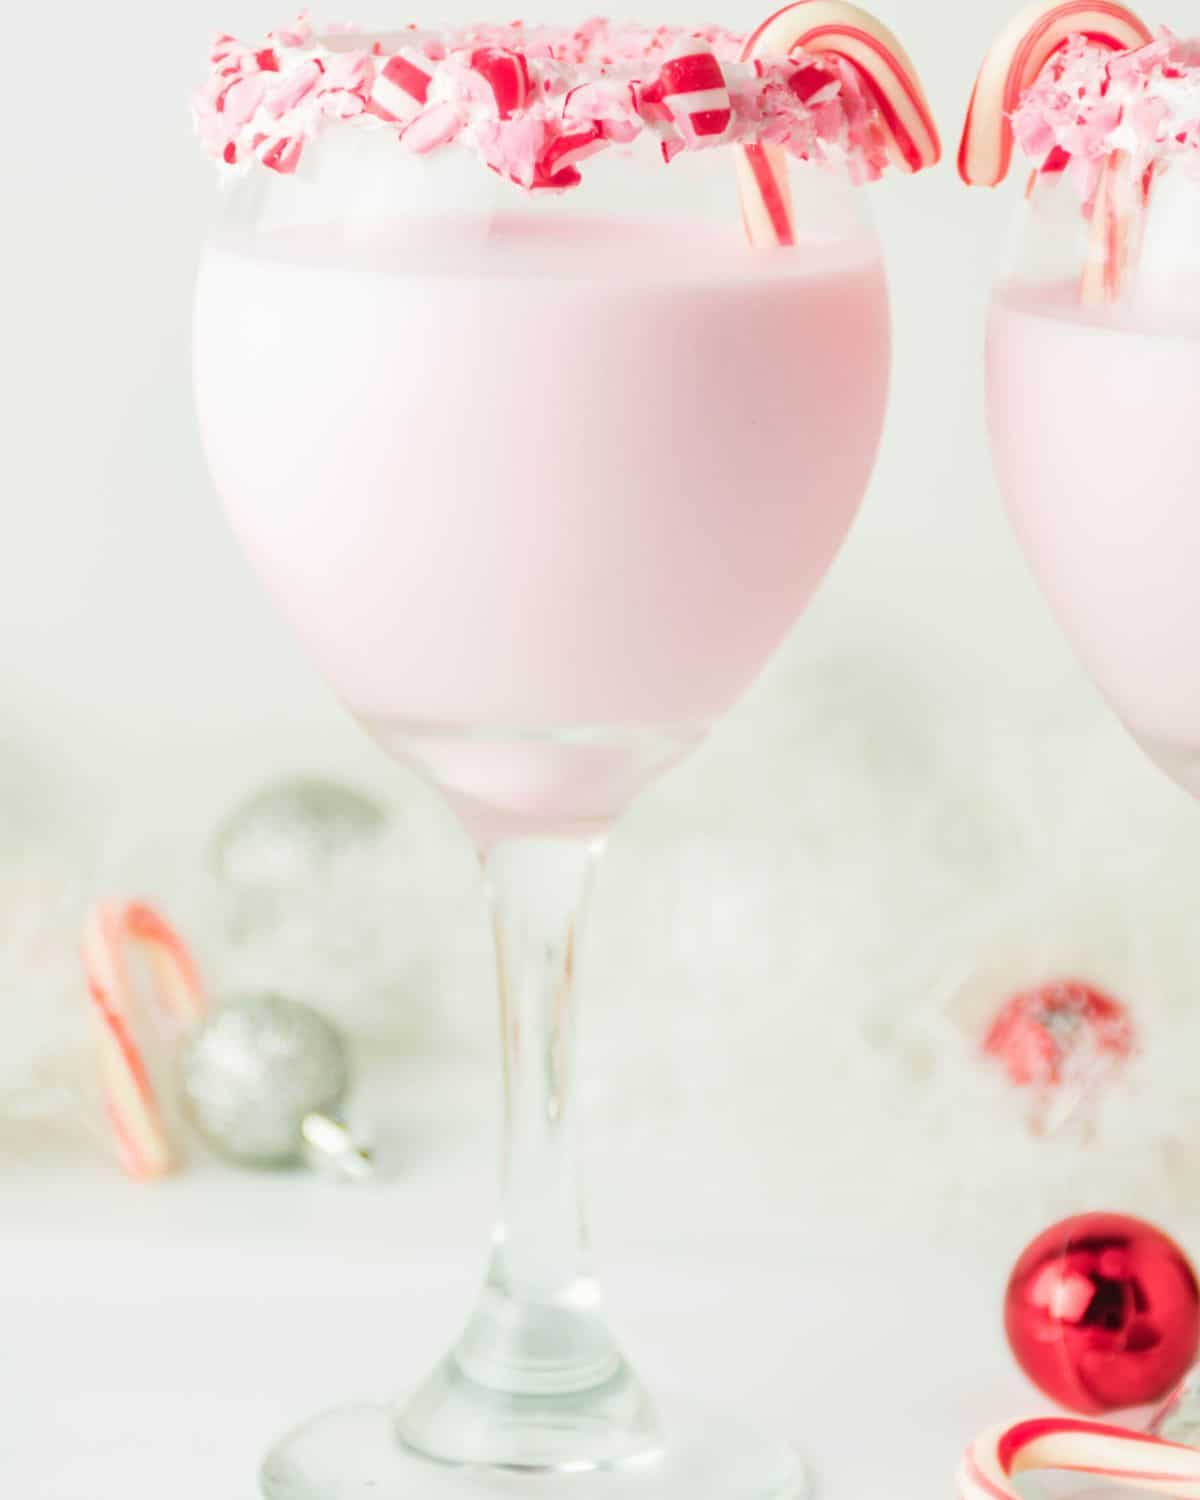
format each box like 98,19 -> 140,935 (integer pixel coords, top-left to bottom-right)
989,270 -> 1200,792
191,11 -> 939,1498
964,4 -> 1200,795
196,212 -> 888,833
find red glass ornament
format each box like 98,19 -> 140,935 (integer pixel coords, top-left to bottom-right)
984,980 -> 1136,1134
1005,1213 -> 1200,1414
984,980 -> 1134,1090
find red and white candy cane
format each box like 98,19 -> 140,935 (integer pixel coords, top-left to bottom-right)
738,1 -> 941,248
81,901 -> 207,1181
957,0 -> 1152,187
959,1418 -> 1200,1500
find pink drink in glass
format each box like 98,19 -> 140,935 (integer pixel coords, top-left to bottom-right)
189,11 -> 939,1491
988,278 -> 1200,792
196,215 -> 889,828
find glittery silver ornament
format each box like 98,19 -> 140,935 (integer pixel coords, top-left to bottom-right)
179,994 -> 372,1179
211,778 -> 388,905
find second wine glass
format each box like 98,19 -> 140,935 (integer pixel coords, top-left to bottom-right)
966,0 -> 1200,797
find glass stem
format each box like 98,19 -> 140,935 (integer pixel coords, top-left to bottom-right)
397,832 -> 660,1469
458,834 -> 619,1394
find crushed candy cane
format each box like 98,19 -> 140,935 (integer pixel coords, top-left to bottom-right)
1012,29 -> 1200,201
193,14 -> 897,190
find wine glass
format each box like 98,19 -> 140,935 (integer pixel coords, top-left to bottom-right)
192,13 -> 936,1498
969,8 -> 1200,799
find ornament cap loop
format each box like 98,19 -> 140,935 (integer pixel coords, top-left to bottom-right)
301,1111 -> 375,1181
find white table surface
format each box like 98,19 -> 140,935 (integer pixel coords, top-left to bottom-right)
1,1057 -> 1152,1500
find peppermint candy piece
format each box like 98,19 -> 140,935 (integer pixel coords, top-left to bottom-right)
369,51 -> 434,124
658,46 -> 732,140
536,124 -> 607,188
470,47 -> 534,119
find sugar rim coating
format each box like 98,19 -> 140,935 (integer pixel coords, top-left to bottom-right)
1012,29 -> 1200,198
193,14 -> 900,190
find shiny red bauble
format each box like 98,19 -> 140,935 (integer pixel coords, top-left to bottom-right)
1005,1213 -> 1200,1414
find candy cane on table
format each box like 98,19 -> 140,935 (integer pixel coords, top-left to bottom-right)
957,0 -> 1152,187
81,901 -> 208,1180
737,1 -> 939,248
959,1418 -> 1200,1500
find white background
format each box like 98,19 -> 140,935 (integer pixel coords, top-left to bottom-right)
7,3 -> 1200,1498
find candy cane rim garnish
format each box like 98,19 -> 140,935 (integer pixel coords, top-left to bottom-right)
959,1418 -> 1200,1500
738,1 -> 941,248
81,901 -> 208,1180
957,0 -> 1153,187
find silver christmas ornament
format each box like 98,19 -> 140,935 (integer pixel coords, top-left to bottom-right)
179,993 -> 372,1179
211,777 -> 388,898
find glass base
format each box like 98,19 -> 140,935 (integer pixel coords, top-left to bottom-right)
396,1349 -> 661,1469
259,1396 -> 809,1499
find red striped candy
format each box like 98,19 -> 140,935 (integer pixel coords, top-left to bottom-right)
789,61 -> 836,103
470,47 -> 533,119
657,46 -> 732,138
369,51 -> 434,124
536,124 -> 606,188
261,136 -> 303,174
